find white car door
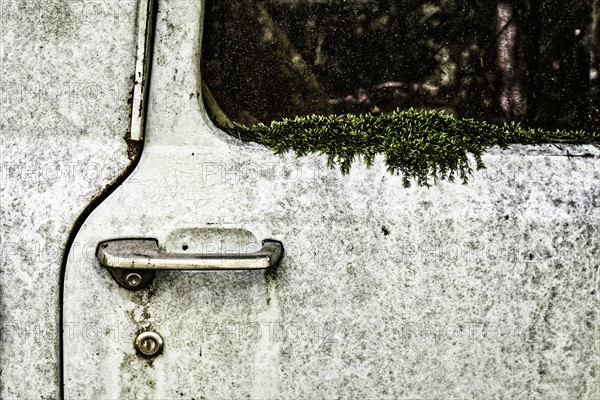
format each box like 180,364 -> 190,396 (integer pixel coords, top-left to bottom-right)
62,0 -> 599,399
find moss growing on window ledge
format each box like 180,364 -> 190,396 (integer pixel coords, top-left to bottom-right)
228,109 -> 599,187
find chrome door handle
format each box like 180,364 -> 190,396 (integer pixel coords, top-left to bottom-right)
97,239 -> 284,290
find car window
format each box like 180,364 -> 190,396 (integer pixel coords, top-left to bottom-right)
201,0 -> 599,132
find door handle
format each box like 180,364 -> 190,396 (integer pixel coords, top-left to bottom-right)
97,239 -> 284,290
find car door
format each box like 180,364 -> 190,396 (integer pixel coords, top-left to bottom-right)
62,0 -> 599,399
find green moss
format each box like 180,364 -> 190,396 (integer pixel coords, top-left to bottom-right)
229,108 -> 599,187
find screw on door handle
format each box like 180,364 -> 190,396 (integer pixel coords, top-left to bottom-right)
96,238 -> 284,290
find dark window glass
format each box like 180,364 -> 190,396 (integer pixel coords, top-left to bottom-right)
201,0 -> 599,132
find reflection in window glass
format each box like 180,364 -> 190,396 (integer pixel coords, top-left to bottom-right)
201,0 -> 599,132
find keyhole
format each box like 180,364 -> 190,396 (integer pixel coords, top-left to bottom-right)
135,332 -> 163,356
141,338 -> 156,353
